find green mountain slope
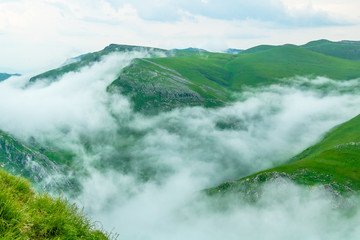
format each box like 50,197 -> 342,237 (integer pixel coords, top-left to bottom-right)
227,46 -> 360,88
241,39 -> 360,61
28,42 -> 360,113
110,46 -> 360,112
0,168 -> 109,239
301,39 -> 360,60
153,46 -> 360,89
208,114 -> 360,195
28,44 -> 169,84
107,53 -> 233,112
241,44 -> 278,54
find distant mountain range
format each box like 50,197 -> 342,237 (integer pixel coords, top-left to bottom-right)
28,39 -> 360,113
0,73 -> 20,81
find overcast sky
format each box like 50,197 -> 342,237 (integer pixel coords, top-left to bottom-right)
1,0 -> 360,73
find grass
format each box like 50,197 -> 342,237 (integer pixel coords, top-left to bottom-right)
0,168 -> 111,239
241,39 -> 360,61
301,39 -> 360,60
106,45 -> 360,113
150,46 -> 360,90
28,44 -> 169,84
28,41 -> 360,113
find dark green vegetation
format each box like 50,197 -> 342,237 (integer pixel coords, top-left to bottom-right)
208,114 -> 360,196
0,73 -> 20,82
0,167 -> 109,239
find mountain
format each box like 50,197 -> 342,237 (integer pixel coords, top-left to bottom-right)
207,113 -> 360,196
110,46 -> 360,112
4,40 -> 360,237
28,44 -> 169,84
0,73 -> 21,82
28,42 -> 360,113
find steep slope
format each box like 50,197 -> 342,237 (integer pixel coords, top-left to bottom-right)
0,130 -> 76,192
0,168 -> 109,239
107,54 -> 233,112
208,114 -> 360,195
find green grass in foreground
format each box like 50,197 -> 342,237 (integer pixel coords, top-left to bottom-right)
0,168 -> 110,239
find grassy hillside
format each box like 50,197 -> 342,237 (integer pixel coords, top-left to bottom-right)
240,44 -> 277,54
108,53 -> 233,112
0,168 -> 109,239
227,46 -> 360,88
301,39 -> 360,60
28,44 -> 169,84
208,114 -> 360,195
110,46 -> 360,112
142,46 -> 360,91
28,41 -> 360,113
241,39 -> 360,61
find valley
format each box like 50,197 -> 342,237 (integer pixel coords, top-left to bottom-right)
1,39 -> 360,239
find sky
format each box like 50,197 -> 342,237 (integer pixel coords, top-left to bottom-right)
1,0 -> 360,73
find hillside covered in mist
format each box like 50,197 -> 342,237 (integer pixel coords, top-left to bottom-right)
2,39 -> 360,239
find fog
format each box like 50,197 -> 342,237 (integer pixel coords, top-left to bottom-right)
1,51 -> 360,239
